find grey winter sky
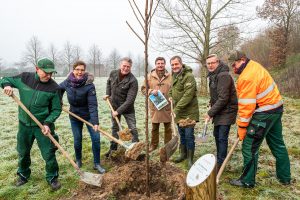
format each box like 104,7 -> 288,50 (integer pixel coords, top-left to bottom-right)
0,0 -> 149,66
0,0 -> 265,67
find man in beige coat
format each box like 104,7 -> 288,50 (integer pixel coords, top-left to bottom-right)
141,57 -> 172,152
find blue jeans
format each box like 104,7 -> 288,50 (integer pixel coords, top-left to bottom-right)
213,125 -> 230,166
110,112 -> 139,150
70,118 -> 101,164
177,125 -> 195,150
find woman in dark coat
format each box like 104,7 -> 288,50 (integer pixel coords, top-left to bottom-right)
60,60 -> 105,174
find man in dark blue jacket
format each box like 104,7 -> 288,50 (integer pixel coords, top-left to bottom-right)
103,57 -> 139,157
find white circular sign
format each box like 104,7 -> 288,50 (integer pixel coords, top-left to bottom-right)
186,154 -> 216,187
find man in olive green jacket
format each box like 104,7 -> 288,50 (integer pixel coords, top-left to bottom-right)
0,58 -> 62,190
169,56 -> 199,168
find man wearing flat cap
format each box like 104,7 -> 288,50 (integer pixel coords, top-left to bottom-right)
228,50 -> 291,188
0,58 -> 62,190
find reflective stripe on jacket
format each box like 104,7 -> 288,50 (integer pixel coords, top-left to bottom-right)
236,60 -> 283,127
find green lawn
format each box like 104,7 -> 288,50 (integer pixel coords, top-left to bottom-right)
0,77 -> 299,200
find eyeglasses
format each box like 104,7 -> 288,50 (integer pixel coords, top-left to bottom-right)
74,68 -> 85,72
206,61 -> 218,65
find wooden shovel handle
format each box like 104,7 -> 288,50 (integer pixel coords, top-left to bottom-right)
62,107 -> 128,149
105,98 -> 122,130
169,99 -> 178,137
11,94 -> 81,174
216,137 -> 240,184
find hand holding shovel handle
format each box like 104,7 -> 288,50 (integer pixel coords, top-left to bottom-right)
63,107 -> 130,149
63,107 -> 144,160
105,98 -> 122,130
216,137 -> 240,184
11,94 -> 81,174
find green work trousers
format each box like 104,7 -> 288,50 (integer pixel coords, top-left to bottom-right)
151,122 -> 172,148
240,113 -> 291,186
17,122 -> 59,183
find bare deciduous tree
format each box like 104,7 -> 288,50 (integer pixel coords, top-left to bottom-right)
289,15 -> 300,53
127,0 -> 160,196
62,41 -> 74,72
134,54 -> 145,77
73,45 -> 83,61
22,36 -> 44,67
107,48 -> 121,71
257,0 -> 300,66
155,0 -> 253,95
88,44 -> 102,76
48,43 -> 60,67
240,31 -> 271,68
214,24 -> 240,58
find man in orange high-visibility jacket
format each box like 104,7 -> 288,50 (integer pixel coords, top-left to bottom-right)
228,50 -> 291,188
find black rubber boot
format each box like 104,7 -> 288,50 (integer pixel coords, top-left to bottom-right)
187,149 -> 194,169
49,178 -> 61,191
16,176 -> 28,187
104,149 -> 112,158
174,144 -> 187,163
229,179 -> 254,188
105,143 -> 118,158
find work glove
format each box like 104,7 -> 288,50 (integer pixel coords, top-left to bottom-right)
237,127 -> 247,141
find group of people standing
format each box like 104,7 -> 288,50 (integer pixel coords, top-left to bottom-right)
0,50 -> 291,191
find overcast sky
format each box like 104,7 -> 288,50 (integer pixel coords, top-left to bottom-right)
0,0 -> 265,67
0,0 -> 152,66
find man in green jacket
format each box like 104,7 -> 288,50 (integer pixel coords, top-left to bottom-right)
0,58 -> 62,190
169,56 -> 199,168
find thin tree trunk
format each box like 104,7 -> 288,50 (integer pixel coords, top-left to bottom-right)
199,65 -> 208,96
144,0 -> 150,197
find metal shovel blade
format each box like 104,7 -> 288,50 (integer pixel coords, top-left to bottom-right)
80,171 -> 103,187
160,135 -> 179,162
195,120 -> 209,143
196,134 -> 208,143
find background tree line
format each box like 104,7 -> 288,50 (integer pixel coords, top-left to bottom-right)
0,36 -> 146,78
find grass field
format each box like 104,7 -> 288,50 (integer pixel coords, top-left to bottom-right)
0,77 -> 299,200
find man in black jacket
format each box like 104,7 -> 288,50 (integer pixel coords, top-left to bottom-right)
205,54 -> 238,172
103,57 -> 139,157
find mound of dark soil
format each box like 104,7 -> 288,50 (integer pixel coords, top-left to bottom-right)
63,157 -> 186,200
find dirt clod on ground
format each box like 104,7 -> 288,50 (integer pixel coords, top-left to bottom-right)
64,159 -> 186,200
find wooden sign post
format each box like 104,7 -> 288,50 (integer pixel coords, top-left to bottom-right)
186,154 -> 216,200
